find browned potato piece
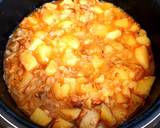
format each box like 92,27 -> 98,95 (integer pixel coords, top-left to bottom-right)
100,104 -> 116,126
30,108 -> 52,126
20,51 -> 38,71
52,118 -> 73,128
133,76 -> 155,96
135,46 -> 149,69
80,110 -> 100,128
60,108 -> 81,120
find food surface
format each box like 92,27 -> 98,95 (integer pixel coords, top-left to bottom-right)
3,0 -> 155,127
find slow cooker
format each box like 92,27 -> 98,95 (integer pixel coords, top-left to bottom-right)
0,0 -> 160,127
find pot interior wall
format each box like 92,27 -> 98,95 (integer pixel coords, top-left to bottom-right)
0,0 -> 160,127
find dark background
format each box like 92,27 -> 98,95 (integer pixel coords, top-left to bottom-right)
0,0 -> 160,128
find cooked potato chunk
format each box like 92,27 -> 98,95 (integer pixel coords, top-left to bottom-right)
61,108 -> 81,120
115,18 -> 130,28
106,29 -> 122,40
45,60 -> 57,76
30,108 -> 52,126
35,44 -> 53,64
20,51 -> 38,71
80,110 -> 100,128
90,24 -> 110,36
100,104 -> 116,126
135,46 -> 149,69
133,76 -> 155,96
136,35 -> 150,46
29,38 -> 45,51
52,118 -> 73,128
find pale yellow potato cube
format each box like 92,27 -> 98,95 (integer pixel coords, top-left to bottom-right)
29,38 -> 45,51
59,20 -> 73,29
61,0 -> 74,5
80,110 -> 100,128
106,29 -> 122,40
115,18 -> 130,28
91,56 -> 104,69
43,13 -> 57,25
92,6 -> 104,14
43,3 -> 57,10
100,104 -> 116,126
35,44 -> 53,64
20,72 -> 33,86
130,23 -> 140,32
136,35 -> 150,46
52,118 -> 73,128
63,49 -> 79,66
61,108 -> 81,120
133,76 -> 155,96
116,68 -> 129,80
20,51 -> 38,71
30,108 -> 52,126
45,60 -> 57,76
124,35 -> 137,46
53,83 -> 70,99
90,24 -> 110,36
135,46 -> 149,69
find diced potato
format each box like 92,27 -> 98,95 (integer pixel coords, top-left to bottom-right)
90,24 -> 110,36
124,34 -> 137,46
43,13 -> 57,25
30,108 -> 52,126
29,38 -> 45,51
44,3 -> 57,10
115,68 -> 129,80
97,124 -> 105,128
112,107 -> 127,123
64,77 -> 76,93
91,56 -> 104,69
106,29 -> 122,40
133,76 -> 155,96
135,46 -> 149,69
53,118 -> 73,128
79,0 -> 88,5
61,0 -> 74,5
115,18 -> 130,28
53,83 -> 70,99
59,20 -> 73,29
35,44 -> 53,64
63,49 -> 79,66
92,6 -> 104,14
95,75 -> 105,83
100,104 -> 116,126
20,51 -> 38,71
20,72 -> 33,86
80,110 -> 100,128
61,108 -> 81,120
136,35 -> 150,46
45,60 -> 57,76
130,23 -> 140,32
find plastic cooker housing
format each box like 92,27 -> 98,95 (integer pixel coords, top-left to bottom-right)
0,0 -> 160,128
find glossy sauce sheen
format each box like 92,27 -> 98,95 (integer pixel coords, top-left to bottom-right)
3,0 -> 155,127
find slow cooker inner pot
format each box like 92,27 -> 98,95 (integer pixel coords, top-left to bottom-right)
0,0 -> 160,127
